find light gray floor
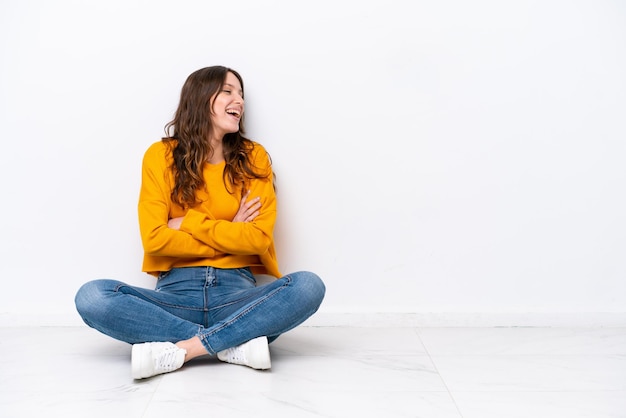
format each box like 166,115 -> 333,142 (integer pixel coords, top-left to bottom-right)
1,326 -> 625,417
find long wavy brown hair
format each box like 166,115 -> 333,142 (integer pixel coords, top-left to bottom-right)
162,66 -> 272,208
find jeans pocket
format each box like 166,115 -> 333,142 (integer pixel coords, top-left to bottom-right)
234,267 -> 257,285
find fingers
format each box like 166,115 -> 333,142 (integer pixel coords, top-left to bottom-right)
243,198 -> 261,222
245,208 -> 260,222
247,198 -> 261,211
233,191 -> 262,223
239,190 -> 252,209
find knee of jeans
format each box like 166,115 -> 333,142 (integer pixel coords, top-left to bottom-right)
293,271 -> 326,304
74,279 -> 114,320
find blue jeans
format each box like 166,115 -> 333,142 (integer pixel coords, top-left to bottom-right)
74,267 -> 325,355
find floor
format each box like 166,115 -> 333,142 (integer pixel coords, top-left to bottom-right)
1,326 -> 625,418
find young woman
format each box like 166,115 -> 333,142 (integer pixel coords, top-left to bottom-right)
75,66 -> 325,379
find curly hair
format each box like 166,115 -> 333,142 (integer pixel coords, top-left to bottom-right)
162,66 -> 271,208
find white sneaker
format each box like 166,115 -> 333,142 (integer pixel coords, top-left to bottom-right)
131,342 -> 186,379
217,336 -> 271,370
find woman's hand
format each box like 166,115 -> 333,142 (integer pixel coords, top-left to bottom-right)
232,190 -> 261,223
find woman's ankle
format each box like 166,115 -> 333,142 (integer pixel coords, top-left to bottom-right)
176,336 -> 208,362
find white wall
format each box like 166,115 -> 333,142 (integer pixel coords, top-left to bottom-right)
1,0 -> 625,327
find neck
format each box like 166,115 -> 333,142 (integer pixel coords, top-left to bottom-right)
207,137 -> 224,164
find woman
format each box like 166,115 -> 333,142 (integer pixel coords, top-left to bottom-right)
75,66 -> 325,379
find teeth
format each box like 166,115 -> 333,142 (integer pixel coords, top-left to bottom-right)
226,109 -> 240,117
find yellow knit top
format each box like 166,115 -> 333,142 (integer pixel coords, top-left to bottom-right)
137,140 -> 280,278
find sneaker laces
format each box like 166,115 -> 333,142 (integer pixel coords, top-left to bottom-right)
154,345 -> 185,373
219,345 -> 246,363
216,336 -> 270,370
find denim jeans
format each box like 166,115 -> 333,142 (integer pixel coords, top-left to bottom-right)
74,267 -> 325,355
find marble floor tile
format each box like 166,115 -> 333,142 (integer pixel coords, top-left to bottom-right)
158,352 -> 447,393
417,327 -> 626,356
144,390 -> 463,418
452,390 -> 626,418
0,326 -> 624,418
272,326 -> 427,356
430,354 -> 626,392
0,390 -> 155,418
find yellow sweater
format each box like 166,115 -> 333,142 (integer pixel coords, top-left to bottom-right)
138,140 -> 281,278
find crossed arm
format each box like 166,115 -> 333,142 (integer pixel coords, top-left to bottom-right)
167,190 -> 261,230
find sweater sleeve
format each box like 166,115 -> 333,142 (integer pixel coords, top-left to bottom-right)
179,144 -> 277,255
138,142 -> 218,258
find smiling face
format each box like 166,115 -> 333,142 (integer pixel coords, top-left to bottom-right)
209,71 -> 244,141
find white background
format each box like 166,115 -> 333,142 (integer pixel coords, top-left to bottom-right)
1,0 -> 625,326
